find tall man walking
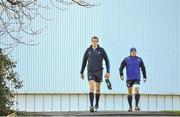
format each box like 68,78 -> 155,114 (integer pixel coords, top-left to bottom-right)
80,36 -> 110,112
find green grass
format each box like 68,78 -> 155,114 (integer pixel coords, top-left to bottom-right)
162,110 -> 180,116
15,111 -> 32,116
5,110 -> 32,116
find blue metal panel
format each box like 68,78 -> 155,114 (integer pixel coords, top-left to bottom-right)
12,0 -> 179,94
15,93 -> 180,111
34,95 -> 44,112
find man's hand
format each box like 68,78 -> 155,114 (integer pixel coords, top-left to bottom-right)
120,76 -> 124,81
80,74 -> 84,80
143,78 -> 147,82
105,72 -> 110,79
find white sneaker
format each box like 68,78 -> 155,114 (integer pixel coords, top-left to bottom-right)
135,106 -> 140,111
94,105 -> 99,112
89,106 -> 94,112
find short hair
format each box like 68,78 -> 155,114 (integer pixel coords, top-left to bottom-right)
91,36 -> 99,42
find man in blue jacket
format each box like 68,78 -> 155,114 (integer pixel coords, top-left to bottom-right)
80,36 -> 110,112
119,47 -> 147,112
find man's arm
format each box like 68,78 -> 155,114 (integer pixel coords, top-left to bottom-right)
102,49 -> 110,73
119,59 -> 126,77
140,59 -> 146,79
80,49 -> 88,74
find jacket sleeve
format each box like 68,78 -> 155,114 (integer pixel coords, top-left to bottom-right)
102,49 -> 110,73
140,59 -> 147,79
80,49 -> 88,74
119,59 -> 126,77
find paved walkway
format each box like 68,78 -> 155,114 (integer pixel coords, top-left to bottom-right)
22,111 -> 179,117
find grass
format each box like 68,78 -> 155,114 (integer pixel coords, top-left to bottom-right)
162,110 -> 180,116
7,111 -> 33,116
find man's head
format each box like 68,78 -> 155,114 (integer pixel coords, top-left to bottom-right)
130,47 -> 137,56
91,36 -> 99,48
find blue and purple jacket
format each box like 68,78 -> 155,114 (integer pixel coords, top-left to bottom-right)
119,56 -> 146,81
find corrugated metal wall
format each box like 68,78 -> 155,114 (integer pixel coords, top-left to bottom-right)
14,93 -> 180,112
12,0 -> 179,94
7,0 -> 179,112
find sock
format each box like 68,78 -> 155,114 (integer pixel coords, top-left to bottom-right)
95,93 -> 100,107
135,93 -> 140,107
127,95 -> 132,107
89,92 -> 94,107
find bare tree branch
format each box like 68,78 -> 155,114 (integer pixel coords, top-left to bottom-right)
0,0 -> 99,52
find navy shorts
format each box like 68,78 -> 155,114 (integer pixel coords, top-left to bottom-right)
88,71 -> 103,83
126,80 -> 140,87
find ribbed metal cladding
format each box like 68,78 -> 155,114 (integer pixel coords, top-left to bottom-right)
10,0 -> 179,94
14,93 -> 180,112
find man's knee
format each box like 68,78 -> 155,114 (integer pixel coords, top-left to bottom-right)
95,82 -> 101,94
128,87 -> 133,95
89,80 -> 95,92
134,84 -> 140,94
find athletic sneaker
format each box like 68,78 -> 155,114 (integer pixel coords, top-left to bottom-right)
105,79 -> 112,90
89,106 -> 94,112
94,105 -> 99,112
135,106 -> 140,111
128,107 -> 133,112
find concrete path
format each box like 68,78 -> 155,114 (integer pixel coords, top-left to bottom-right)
20,111 -> 180,117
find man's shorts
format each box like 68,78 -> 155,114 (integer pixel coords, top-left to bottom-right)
88,71 -> 103,83
126,80 -> 140,87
